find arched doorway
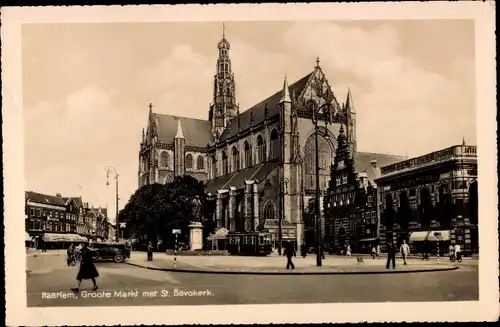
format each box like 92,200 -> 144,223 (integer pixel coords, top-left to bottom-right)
384,194 -> 394,230
438,184 -> 453,228
338,227 -> 346,250
419,187 -> 432,228
398,191 -> 410,230
468,181 -> 478,253
468,181 -> 478,225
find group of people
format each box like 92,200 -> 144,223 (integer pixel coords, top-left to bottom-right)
66,242 -> 100,292
384,240 -> 463,269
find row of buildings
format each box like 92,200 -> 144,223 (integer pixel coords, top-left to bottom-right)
25,191 -> 116,249
135,25 -> 478,255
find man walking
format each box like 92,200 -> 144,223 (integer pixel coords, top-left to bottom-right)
386,241 -> 396,269
284,242 -> 296,270
400,240 -> 410,265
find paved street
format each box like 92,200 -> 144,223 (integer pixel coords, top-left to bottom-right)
26,252 -> 478,307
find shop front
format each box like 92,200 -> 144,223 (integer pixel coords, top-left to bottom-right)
409,229 -> 451,256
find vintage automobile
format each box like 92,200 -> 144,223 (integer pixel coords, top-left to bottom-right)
89,242 -> 131,263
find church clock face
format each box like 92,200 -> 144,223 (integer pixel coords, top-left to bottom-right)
337,160 -> 345,170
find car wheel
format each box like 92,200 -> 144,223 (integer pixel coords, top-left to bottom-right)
114,254 -> 124,263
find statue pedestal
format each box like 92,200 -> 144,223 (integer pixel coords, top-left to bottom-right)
188,222 -> 203,251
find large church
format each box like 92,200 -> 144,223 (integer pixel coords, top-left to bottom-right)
138,26 -> 405,250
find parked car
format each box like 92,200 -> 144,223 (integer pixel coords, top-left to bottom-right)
90,242 -> 131,263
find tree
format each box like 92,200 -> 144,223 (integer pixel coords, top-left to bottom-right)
118,175 -> 206,249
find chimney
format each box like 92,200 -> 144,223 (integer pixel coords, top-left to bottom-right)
370,159 -> 377,168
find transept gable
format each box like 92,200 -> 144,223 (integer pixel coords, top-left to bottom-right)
297,64 -> 341,114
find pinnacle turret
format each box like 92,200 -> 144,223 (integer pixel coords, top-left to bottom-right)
175,118 -> 185,139
279,75 -> 292,104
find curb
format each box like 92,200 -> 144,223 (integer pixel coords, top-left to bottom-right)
125,262 -> 459,275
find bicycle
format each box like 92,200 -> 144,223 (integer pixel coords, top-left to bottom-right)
449,252 -> 462,263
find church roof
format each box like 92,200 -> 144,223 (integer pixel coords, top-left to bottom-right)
219,73 -> 313,142
354,152 -> 407,182
205,159 -> 280,194
153,113 -> 213,147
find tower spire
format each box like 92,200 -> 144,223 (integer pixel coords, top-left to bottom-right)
211,23 -> 239,139
462,137 -> 466,146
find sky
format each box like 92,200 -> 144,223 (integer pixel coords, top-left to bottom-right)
22,20 -> 476,220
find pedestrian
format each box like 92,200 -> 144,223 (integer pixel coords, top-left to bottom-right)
319,245 -> 325,259
147,241 -> 153,261
400,240 -> 410,265
371,244 -> 376,259
67,243 -> 75,266
345,244 -> 352,258
376,244 -> 382,259
71,242 -> 99,292
386,241 -> 396,269
454,243 -> 461,261
300,243 -> 307,258
283,241 -> 296,270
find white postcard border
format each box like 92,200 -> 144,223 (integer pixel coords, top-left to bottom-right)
2,2 -> 498,325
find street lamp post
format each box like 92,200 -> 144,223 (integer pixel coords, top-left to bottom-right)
105,166 -> 120,242
309,100 -> 332,267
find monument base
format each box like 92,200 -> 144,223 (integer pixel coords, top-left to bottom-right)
188,221 -> 203,251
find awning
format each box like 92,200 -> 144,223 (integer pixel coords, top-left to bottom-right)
25,232 -> 32,242
409,231 -> 430,242
207,228 -> 229,240
428,230 -> 451,242
358,238 -> 379,243
43,233 -> 89,242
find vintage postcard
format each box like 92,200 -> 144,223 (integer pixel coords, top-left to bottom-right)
2,2 -> 498,326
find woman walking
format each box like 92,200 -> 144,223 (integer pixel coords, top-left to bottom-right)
71,242 -> 99,292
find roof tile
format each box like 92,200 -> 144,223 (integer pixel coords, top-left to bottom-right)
219,73 -> 313,141
154,114 -> 214,147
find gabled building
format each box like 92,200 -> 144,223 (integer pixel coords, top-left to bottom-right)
323,125 -> 406,253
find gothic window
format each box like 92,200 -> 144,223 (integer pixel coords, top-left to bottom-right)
222,152 -> 228,175
210,155 -> 216,178
197,155 -> 204,170
244,141 -> 252,168
341,174 -> 348,184
270,129 -> 279,160
186,154 -> 193,170
257,135 -> 266,164
304,133 -> 333,192
231,146 -> 239,172
263,201 -> 276,220
160,151 -> 169,169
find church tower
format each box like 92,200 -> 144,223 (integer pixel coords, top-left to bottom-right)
209,23 -> 239,141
